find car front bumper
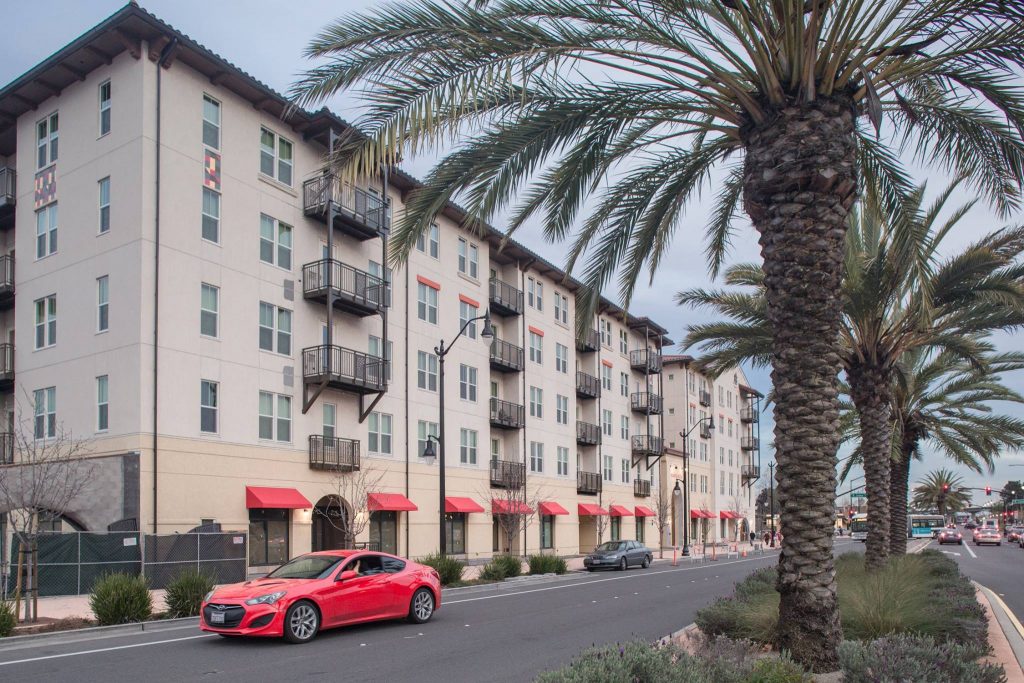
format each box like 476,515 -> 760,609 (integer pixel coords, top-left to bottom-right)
199,601 -> 286,637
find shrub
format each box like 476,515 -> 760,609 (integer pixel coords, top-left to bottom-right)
493,554 -> 523,578
163,568 -> 215,618
528,554 -> 568,575
838,634 -> 1006,683
89,573 -> 152,625
419,553 -> 465,586
0,600 -> 15,638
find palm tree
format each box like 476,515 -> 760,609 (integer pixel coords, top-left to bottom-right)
911,469 -> 971,517
291,2 -> 1024,669
679,185 -> 1024,568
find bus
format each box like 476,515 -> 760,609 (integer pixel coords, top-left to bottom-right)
850,513 -> 868,541
907,514 -> 945,539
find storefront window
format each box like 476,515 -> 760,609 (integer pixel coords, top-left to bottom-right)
635,517 -> 645,544
611,517 -> 621,541
369,510 -> 398,555
445,513 -> 466,554
249,508 -> 289,566
492,517 -> 499,552
540,515 -> 554,549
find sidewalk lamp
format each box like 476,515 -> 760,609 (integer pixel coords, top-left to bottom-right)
678,415 -> 714,556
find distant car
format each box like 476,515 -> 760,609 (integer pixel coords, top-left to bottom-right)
583,540 -> 653,571
200,551 -> 441,643
973,528 -> 1002,546
1006,526 -> 1024,542
937,529 -> 963,545
964,521 -> 977,530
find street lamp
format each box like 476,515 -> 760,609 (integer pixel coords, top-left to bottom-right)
422,310 -> 494,555
678,415 -> 714,556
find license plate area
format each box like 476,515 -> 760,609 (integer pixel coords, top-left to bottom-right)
210,611 -> 225,624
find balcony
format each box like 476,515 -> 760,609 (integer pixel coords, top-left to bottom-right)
629,349 -> 662,374
488,278 -> 523,317
490,459 -> 526,489
741,464 -> 760,480
490,338 -> 524,373
576,329 -> 599,353
699,389 -> 711,406
0,343 -> 12,391
700,424 -> 713,440
577,471 -> 602,495
740,406 -> 759,423
0,432 -> 11,464
489,397 -> 525,430
303,175 -> 389,241
302,259 -> 388,317
576,371 -> 600,399
301,345 -> 387,395
0,167 -> 13,229
576,420 -> 601,446
741,436 -> 760,451
0,254 -> 13,309
634,479 -> 651,498
631,434 -> 664,458
630,392 -> 663,415
308,435 -> 360,472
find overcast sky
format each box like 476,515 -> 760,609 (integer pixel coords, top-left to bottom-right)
3,0 -> 1023,503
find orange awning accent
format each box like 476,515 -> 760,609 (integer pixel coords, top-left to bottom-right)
458,294 -> 480,308
492,500 -> 533,515
245,486 -> 311,509
634,506 -> 656,517
608,505 -> 634,517
445,497 -> 485,514
578,503 -> 609,516
538,501 -> 570,516
368,493 -> 418,512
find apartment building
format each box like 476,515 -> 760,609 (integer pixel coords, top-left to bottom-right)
659,356 -> 764,545
0,5 -> 689,568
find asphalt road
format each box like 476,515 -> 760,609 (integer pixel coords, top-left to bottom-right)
927,528 -> 1024,625
0,541 -> 858,683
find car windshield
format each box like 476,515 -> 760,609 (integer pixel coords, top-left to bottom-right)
266,555 -> 343,579
596,542 -> 627,552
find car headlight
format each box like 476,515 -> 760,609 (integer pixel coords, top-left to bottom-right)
245,591 -> 286,606
203,590 -> 214,603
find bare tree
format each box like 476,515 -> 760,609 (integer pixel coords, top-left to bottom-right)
317,465 -> 385,548
650,486 -> 672,558
593,510 -> 609,545
481,482 -> 548,557
0,405 -> 94,622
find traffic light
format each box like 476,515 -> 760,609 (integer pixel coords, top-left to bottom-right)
986,486 -> 992,496
942,483 -> 950,492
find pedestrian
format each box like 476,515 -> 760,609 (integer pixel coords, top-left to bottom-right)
762,531 -> 770,545
749,530 -> 756,544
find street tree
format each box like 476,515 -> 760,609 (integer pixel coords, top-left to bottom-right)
292,2 -> 1024,669
320,465 -> 386,549
911,469 -> 971,517
650,485 -> 672,559
482,482 -> 546,556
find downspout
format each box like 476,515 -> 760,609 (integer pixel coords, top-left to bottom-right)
404,216 -> 410,557
152,37 -> 178,534
519,264 -> 528,558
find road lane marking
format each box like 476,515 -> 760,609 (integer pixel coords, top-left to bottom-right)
964,543 -> 977,559
0,634 -> 215,667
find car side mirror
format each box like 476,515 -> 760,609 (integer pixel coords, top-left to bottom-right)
337,570 -> 357,582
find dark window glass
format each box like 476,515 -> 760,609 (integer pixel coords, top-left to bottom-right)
445,513 -> 466,554
249,508 -> 289,566
635,519 -> 645,544
347,554 -> 385,576
540,515 -> 553,550
369,511 -> 397,555
382,557 -> 406,574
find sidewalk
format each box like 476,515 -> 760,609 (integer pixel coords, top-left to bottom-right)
975,583 -> 1024,682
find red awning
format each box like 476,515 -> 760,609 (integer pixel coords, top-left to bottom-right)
445,497 -> 485,514
492,500 -> 533,515
690,509 -> 712,519
368,493 -> 418,512
578,503 -> 609,516
634,506 -> 656,517
720,510 -> 740,519
608,505 -> 634,517
538,501 -> 570,516
245,486 -> 312,510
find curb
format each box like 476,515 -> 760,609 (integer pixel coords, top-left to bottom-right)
974,582 -> 1024,681
0,616 -> 199,651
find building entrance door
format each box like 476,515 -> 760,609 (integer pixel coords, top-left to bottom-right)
312,495 -> 350,551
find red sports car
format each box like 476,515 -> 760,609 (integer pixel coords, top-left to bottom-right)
200,550 -> 441,643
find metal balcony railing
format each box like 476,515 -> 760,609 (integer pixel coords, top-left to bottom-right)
309,435 -> 361,472
634,479 -> 651,497
302,176 -> 389,240
0,167 -> 14,223
700,424 -> 713,440
0,432 -> 12,464
740,406 -> 759,423
302,259 -> 388,316
490,459 -> 526,489
629,349 -> 662,374
576,420 -> 601,446
741,436 -> 760,451
0,343 -> 13,390
699,389 -> 712,406
0,254 -> 13,307
489,397 -> 525,430
576,329 -> 599,353
577,471 -> 602,495
741,464 -> 760,480
631,434 -> 664,456
488,278 -> 523,317
630,392 -> 663,415
490,338 -> 524,373
301,345 -> 388,394
576,370 -> 600,399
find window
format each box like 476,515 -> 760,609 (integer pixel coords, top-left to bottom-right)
417,420 -> 438,458
555,343 -> 568,373
459,364 -> 478,401
258,392 -> 291,442
603,454 -> 614,482
601,365 -> 612,390
416,223 -> 440,258
491,438 -> 500,460
527,277 -> 544,310
259,127 -> 293,185
249,508 -> 288,566
541,515 -> 554,549
690,473 -> 697,492
529,332 -> 543,364
610,517 -> 621,541
35,203 -> 58,258
368,412 -> 393,455
530,441 -> 543,473
720,471 -> 725,494
602,409 -> 612,436
556,395 -> 568,424
621,458 -> 631,483
554,292 -> 568,325
728,420 -> 733,437
729,473 -> 734,495
459,301 -> 478,339
620,372 -> 629,397
369,511 -> 398,555
720,447 -> 725,464
34,295 -> 56,349
33,387 -> 56,439
445,513 -> 467,554
719,386 -> 724,405
98,177 -> 110,233
457,238 -> 478,278
259,302 -> 292,355
417,282 -> 438,323
417,351 -> 438,391
200,380 -> 218,433
96,376 -> 109,431
728,391 -> 733,408
619,329 -> 628,355
529,386 -> 543,418
557,447 -> 569,476
719,415 -> 724,434
259,214 -> 292,269
369,335 -> 392,382
600,319 -> 612,346
37,112 -> 58,168
460,429 -> 478,465
200,284 -> 219,337
728,449 -> 734,466
98,80 -> 111,135
620,415 -> 629,439
202,95 -> 220,149
635,517 -> 645,544
96,276 -> 109,332
202,187 -> 220,243
323,404 -> 336,438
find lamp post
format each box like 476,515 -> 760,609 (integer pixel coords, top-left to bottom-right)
677,415 -> 714,556
768,461 -> 776,547
421,310 -> 494,555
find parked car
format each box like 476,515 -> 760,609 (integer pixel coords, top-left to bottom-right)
937,528 -> 963,545
1005,526 -> 1024,543
973,527 -> 1002,546
200,551 -> 441,643
583,540 -> 653,571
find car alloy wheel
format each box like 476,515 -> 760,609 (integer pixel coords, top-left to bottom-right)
284,601 -> 319,644
619,557 -> 627,571
408,588 -> 435,624
641,555 -> 651,569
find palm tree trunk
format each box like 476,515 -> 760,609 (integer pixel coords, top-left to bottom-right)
742,98 -> 858,672
888,440 -> 914,555
848,364 -> 893,570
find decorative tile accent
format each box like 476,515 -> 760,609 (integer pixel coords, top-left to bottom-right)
203,149 -> 221,191
34,166 -> 56,209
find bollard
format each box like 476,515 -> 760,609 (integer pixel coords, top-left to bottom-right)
672,546 -> 678,566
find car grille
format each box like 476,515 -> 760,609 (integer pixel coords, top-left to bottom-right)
204,604 -> 245,628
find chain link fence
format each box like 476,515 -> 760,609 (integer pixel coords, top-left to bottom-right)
143,532 -> 247,589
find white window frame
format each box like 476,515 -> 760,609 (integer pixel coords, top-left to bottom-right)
96,276 -> 109,333
457,238 -> 479,279
601,365 -> 612,390
417,282 -> 438,324
323,403 -> 336,438
98,177 -> 111,234
34,294 -> 57,349
555,343 -> 568,373
369,335 -> 393,383
602,409 -> 612,436
460,429 -> 478,465
529,386 -> 543,418
621,458 -> 631,484
98,80 -> 111,136
554,292 -> 568,325
529,332 -> 543,364
202,187 -> 220,244
459,364 -> 478,402
557,447 -> 569,477
200,380 -> 218,434
530,441 -> 544,473
417,420 -> 439,458
459,301 -> 478,339
258,391 -> 292,443
620,415 -> 629,440
555,394 -> 568,425
259,214 -> 292,270
35,203 -> 58,259
416,223 -> 440,258
33,387 -> 56,440
620,372 -> 628,397
368,412 -> 393,455
619,329 -> 628,355
96,375 -> 109,432
417,351 -> 438,391
258,302 -> 292,355
37,111 -> 58,169
603,454 -> 614,482
259,126 -> 293,186
200,283 -> 219,338
202,94 -> 220,149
